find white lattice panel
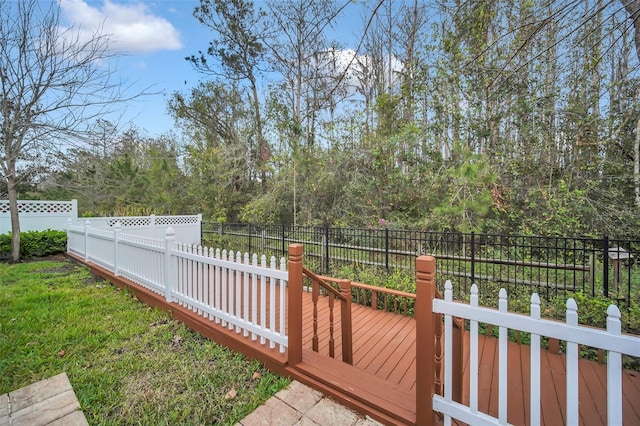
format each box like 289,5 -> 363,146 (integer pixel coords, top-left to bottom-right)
156,215 -> 199,225
106,217 -> 152,227
0,201 -> 74,214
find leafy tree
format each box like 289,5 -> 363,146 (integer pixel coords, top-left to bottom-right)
189,0 -> 271,191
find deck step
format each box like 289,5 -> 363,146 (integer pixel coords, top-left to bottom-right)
288,349 -> 416,425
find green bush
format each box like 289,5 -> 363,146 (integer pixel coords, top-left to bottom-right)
0,229 -> 67,258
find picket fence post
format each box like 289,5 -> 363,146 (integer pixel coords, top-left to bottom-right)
415,255 -> 436,426
164,227 -> 176,302
113,222 -> 122,276
84,220 -> 90,261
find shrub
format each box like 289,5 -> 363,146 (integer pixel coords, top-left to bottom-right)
0,229 -> 67,258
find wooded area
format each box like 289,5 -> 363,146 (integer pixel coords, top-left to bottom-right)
9,0 -> 640,238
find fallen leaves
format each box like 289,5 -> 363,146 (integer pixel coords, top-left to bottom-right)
224,389 -> 237,400
171,335 -> 183,350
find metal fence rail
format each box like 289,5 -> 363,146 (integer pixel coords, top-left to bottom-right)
202,223 -> 639,306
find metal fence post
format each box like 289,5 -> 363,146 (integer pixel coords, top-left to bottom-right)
281,224 -> 286,258
603,235 -> 609,297
248,224 -> 252,254
325,225 -> 330,275
385,228 -> 390,271
471,231 -> 476,284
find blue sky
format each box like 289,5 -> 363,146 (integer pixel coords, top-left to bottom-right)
58,0 -> 214,136
57,0 -> 365,138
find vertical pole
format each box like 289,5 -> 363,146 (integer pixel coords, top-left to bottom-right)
248,224 -> 252,254
416,255 -> 436,426
282,225 -> 286,258
324,225 -> 330,275
339,279 -> 353,365
70,199 -> 78,222
150,214 -> 156,238
84,220 -> 91,261
288,244 -> 304,365
385,228 -> 390,272
470,231 -> 476,285
113,222 -> 122,276
603,235 -> 609,297
164,227 -> 176,303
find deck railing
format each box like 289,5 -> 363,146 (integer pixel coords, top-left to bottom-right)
68,221 -> 288,352
421,253 -> 640,425
302,267 -> 353,364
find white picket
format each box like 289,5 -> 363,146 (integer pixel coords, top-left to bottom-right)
269,256 -> 277,349
260,255 -> 267,345
251,253 -> 258,341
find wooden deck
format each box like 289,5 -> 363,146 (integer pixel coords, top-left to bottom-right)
75,256 -> 640,426
305,291 -> 640,425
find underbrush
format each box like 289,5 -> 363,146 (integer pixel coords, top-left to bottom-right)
0,229 -> 67,259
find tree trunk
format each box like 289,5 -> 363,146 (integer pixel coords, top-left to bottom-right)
635,116 -> 640,208
6,167 -> 21,262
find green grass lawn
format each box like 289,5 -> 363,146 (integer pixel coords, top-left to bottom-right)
0,258 -> 290,425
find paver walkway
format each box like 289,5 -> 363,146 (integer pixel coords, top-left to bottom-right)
0,372 -> 87,426
237,381 -> 383,426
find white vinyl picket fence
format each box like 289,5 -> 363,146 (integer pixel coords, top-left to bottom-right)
67,222 -> 288,352
432,281 -> 640,426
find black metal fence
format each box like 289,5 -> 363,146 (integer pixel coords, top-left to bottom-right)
201,223 -> 639,307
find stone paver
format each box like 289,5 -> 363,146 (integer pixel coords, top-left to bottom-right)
275,381 -> 324,413
237,381 -> 383,426
239,395 -> 302,426
304,398 -> 361,425
0,373 -> 87,426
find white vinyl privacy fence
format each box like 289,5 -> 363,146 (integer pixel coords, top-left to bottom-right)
0,200 -> 78,233
73,214 -> 202,244
432,281 -> 640,426
67,221 -> 288,352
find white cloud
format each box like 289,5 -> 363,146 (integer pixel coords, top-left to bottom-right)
59,0 -> 183,53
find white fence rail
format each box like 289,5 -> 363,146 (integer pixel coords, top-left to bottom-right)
67,222 -> 288,352
432,281 -> 640,426
0,200 -> 78,233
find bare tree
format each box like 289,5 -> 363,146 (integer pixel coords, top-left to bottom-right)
0,0 -> 136,261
